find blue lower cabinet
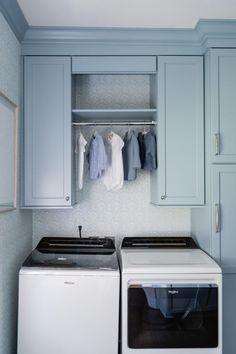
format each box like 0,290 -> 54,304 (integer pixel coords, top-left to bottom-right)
212,165 -> 236,273
223,274 -> 236,354
151,56 -> 204,206
23,56 -> 74,208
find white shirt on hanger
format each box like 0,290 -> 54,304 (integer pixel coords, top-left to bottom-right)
103,132 -> 124,191
75,132 -> 87,190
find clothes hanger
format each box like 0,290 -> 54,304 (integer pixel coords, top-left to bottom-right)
93,127 -> 98,138
127,123 -> 131,134
108,122 -> 114,140
142,126 -> 149,135
75,127 -> 82,141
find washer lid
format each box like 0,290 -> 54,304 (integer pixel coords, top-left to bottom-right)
120,249 -> 221,274
21,248 -> 119,271
36,236 -> 115,254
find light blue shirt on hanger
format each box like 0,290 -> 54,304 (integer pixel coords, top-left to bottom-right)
87,133 -> 107,179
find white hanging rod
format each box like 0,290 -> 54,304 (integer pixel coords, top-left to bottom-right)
72,121 -> 156,127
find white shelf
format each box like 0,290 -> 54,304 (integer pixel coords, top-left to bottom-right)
72,108 -> 157,121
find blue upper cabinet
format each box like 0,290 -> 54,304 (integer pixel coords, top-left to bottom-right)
210,49 -> 236,163
23,57 -> 73,208
151,56 -> 204,206
212,165 -> 236,273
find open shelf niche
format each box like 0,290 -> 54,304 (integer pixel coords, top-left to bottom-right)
72,74 -> 157,125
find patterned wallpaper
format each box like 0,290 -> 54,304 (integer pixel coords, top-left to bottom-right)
0,12 -> 32,354
33,126 -> 190,246
74,74 -> 153,109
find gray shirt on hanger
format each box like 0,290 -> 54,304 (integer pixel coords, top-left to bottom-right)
122,131 -> 141,181
143,132 -> 157,170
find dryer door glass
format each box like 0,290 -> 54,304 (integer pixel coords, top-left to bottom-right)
128,284 -> 218,348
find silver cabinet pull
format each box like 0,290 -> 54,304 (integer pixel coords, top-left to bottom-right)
215,203 -> 220,233
65,196 -> 70,201
214,133 -> 220,155
161,195 -> 167,200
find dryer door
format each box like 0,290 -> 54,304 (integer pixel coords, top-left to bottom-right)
128,283 -> 218,349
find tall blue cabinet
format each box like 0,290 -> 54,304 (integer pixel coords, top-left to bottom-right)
192,48 -> 236,354
211,164 -> 236,354
151,56 -> 204,206
23,56 -> 74,208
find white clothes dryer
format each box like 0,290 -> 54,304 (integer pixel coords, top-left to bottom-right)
119,237 -> 222,354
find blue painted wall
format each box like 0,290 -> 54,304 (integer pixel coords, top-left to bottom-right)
0,12 -> 32,354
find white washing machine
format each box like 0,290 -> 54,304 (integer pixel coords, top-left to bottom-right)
119,237 -> 222,354
17,237 -> 120,354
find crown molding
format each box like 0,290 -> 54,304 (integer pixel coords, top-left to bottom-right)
21,26 -> 201,55
23,26 -> 199,44
0,0 -> 28,41
21,19 -> 236,55
196,19 -> 236,52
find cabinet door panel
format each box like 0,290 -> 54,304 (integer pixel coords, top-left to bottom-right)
72,56 -> 157,73
211,49 -> 236,163
212,165 -> 236,272
24,57 -> 72,207
154,56 -> 204,205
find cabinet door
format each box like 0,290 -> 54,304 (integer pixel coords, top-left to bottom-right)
153,56 -> 204,206
23,57 -> 72,207
223,274 -> 236,354
210,49 -> 236,163
212,165 -> 236,273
